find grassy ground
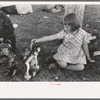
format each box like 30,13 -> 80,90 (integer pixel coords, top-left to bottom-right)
0,5 -> 100,81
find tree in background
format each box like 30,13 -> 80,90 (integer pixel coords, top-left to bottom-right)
64,5 -> 85,27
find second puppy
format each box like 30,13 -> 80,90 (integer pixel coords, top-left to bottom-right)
0,38 -> 17,77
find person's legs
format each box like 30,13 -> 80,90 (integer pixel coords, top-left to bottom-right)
66,63 -> 85,71
56,60 -> 84,71
56,60 -> 67,68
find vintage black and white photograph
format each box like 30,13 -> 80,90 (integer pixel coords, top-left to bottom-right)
0,2 -> 100,82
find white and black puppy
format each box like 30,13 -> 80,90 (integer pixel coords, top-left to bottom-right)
0,38 -> 17,77
23,41 -> 41,80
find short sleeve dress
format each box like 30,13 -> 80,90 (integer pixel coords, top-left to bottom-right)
53,28 -> 90,64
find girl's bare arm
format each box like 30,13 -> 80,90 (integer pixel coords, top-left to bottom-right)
82,43 -> 95,62
32,34 -> 59,43
30,34 -> 59,50
37,34 -> 58,42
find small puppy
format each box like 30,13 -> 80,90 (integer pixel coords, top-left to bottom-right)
0,38 -> 17,77
23,41 -> 41,80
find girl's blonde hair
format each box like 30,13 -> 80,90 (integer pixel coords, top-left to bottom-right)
63,13 -> 80,32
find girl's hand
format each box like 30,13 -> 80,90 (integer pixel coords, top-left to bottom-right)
88,59 -> 95,63
30,39 -> 37,50
31,39 -> 37,44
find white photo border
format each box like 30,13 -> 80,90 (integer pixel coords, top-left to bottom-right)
0,1 -> 100,99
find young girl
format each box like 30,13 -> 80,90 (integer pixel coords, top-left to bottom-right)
31,13 -> 95,71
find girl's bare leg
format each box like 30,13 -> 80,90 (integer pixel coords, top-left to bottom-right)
66,63 -> 84,71
56,60 -> 67,68
56,60 -> 84,71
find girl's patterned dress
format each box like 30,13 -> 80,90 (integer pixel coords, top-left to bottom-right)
53,28 -> 90,64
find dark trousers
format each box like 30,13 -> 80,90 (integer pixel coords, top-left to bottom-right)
0,10 -> 16,54
1,5 -> 17,14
